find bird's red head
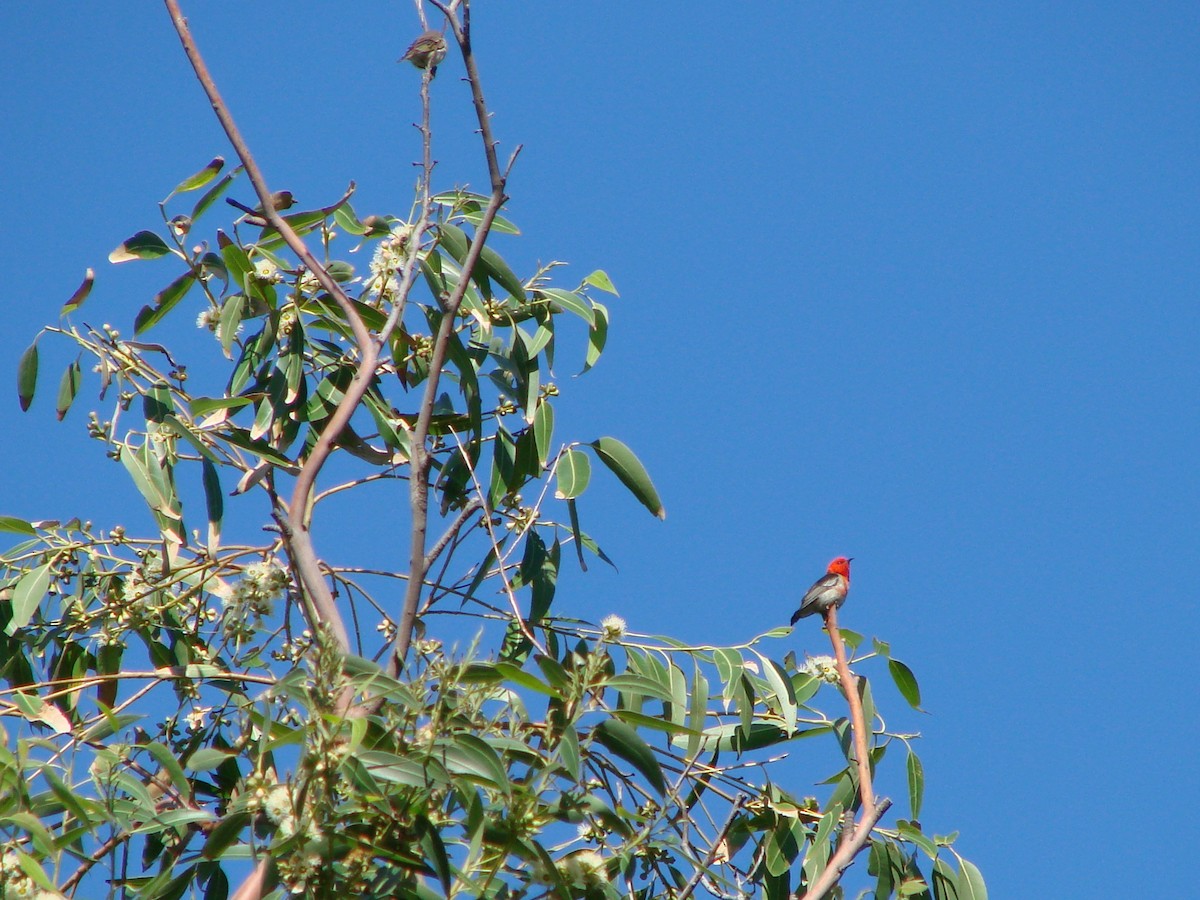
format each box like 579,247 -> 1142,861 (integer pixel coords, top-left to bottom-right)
827,557 -> 852,579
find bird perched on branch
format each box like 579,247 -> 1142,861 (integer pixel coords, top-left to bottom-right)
400,30 -> 448,76
226,191 -> 296,227
791,557 -> 852,624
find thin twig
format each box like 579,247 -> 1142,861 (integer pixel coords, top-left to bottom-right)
425,497 -> 483,570
676,794 -> 746,900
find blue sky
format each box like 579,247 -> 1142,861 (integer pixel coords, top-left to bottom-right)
2,3 -> 1198,896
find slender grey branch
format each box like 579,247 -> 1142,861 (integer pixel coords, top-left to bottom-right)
426,497 -> 483,570
798,798 -> 892,900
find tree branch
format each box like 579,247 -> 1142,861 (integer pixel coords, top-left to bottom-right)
164,1 -> 437,661
799,796 -> 892,900
824,604 -> 875,811
794,604 -> 887,898
162,0 -> 360,651
391,0 -> 520,671
676,794 -> 746,900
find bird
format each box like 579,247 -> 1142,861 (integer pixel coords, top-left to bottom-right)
399,30 -> 448,75
226,191 -> 296,227
790,557 -> 852,624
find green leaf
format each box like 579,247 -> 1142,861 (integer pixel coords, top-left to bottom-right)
169,156 -> 224,196
540,287 -> 594,326
437,734 -> 510,790
558,723 -> 580,780
889,658 -> 923,709
16,340 -> 38,411
933,857 -> 960,900
582,300 -> 609,373
54,359 -> 82,421
190,395 -> 255,418
533,399 -> 554,467
187,748 -> 233,772
416,816 -> 452,895
802,805 -> 841,885
897,821 -> 939,859
144,381 -> 173,425
201,458 -> 223,545
584,269 -> 619,295
359,750 -> 447,788
955,856 -> 988,900
555,448 -> 591,500
201,811 -> 249,861
590,436 -> 665,519
0,516 -> 36,535
686,663 -> 709,758
119,443 -> 185,542
480,244 -> 527,302
692,721 -> 790,753
143,740 -> 189,797
764,816 -> 803,877
60,268 -> 95,316
109,230 -> 172,263
191,170 -> 238,223
43,768 -> 95,827
838,627 -> 864,651
134,270 -> 197,335
607,673 -> 676,704
529,538 -> 560,623
713,647 -> 746,712
494,662 -> 560,698
436,222 -> 470,262
593,718 -> 666,794
907,746 -> 925,820
218,231 -> 253,283
754,652 -> 797,734
332,202 -> 368,235
7,561 -> 51,634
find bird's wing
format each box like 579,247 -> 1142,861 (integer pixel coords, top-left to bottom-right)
791,573 -> 840,623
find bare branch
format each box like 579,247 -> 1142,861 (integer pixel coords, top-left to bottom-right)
791,603 -> 888,898
799,797 -> 892,900
426,497 -> 483,570
392,0 -> 520,669
823,604 -> 875,811
230,860 -> 270,900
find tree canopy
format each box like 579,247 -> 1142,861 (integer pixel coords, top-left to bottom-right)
1,4 -> 985,899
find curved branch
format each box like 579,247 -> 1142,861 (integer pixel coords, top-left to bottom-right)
800,797 -> 893,900
824,604 -> 875,811
794,604 -> 888,898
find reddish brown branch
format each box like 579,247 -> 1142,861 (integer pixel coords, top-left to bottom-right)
823,605 -> 875,811
162,0 -> 359,651
794,604 -> 888,898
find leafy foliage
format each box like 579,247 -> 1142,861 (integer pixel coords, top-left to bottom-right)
0,6 -> 984,899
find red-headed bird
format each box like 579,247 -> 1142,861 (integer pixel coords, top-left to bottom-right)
791,557 -> 852,624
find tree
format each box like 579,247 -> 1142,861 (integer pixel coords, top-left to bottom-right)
1,3 -> 986,898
